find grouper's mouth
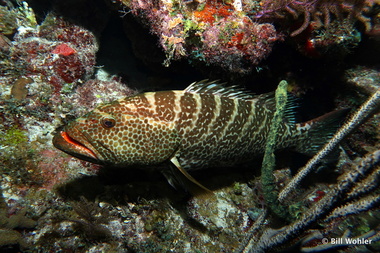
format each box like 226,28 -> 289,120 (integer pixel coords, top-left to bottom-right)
52,130 -> 102,164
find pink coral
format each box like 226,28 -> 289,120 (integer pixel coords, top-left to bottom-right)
202,17 -> 280,73
51,44 -> 77,56
120,0 -> 281,73
119,0 -> 378,69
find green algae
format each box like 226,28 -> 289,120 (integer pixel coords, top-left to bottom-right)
0,1 -> 37,36
17,1 -> 37,28
232,182 -> 243,195
1,126 -> 28,147
0,6 -> 18,35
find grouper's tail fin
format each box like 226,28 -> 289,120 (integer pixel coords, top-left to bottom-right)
295,108 -> 350,157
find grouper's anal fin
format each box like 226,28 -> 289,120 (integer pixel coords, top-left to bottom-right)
163,157 -> 215,198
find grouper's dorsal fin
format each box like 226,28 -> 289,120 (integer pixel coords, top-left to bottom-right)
168,157 -> 215,199
184,80 -> 254,99
283,93 -> 299,125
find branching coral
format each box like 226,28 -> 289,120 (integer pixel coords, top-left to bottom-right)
280,86 -> 380,201
243,149 -> 380,252
66,196 -> 113,241
240,85 -> 380,252
255,0 -> 378,36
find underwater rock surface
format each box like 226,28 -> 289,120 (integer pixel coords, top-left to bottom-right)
0,1 -> 379,252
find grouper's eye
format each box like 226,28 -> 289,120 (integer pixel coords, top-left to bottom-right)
101,117 -> 116,128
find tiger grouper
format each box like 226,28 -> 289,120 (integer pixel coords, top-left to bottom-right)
53,80 -> 347,192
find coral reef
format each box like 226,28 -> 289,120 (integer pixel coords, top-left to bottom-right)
118,0 -> 283,73
116,0 -> 380,72
243,148 -> 380,252
255,0 -> 378,36
253,0 -> 379,58
0,0 -> 379,252
201,17 -> 279,73
237,81 -> 380,252
11,14 -> 98,92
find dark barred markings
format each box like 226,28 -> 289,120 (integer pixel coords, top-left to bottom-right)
53,81 -> 346,176
153,91 -> 176,122
206,98 -> 244,161
89,89 -> 299,169
220,99 -> 253,160
173,92 -> 304,169
104,91 -> 177,121
177,92 -> 199,130
184,93 -> 217,140
249,96 -> 274,148
222,98 -> 249,142
196,94 -> 217,133
175,93 -> 263,169
209,95 -> 235,140
113,95 -> 153,118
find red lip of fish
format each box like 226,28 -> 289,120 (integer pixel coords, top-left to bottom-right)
53,130 -> 99,161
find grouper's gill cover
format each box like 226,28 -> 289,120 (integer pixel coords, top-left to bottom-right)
53,80 -> 347,192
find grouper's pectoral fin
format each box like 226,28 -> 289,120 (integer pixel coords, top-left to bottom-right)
164,157 -> 215,198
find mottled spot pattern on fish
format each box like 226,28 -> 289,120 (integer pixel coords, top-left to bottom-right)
169,91 -> 298,169
53,80 -> 347,175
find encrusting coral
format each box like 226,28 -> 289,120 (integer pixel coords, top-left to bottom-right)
118,0 -> 283,73
117,0 -> 379,72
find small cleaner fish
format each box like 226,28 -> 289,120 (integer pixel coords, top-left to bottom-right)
53,81 -> 347,193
